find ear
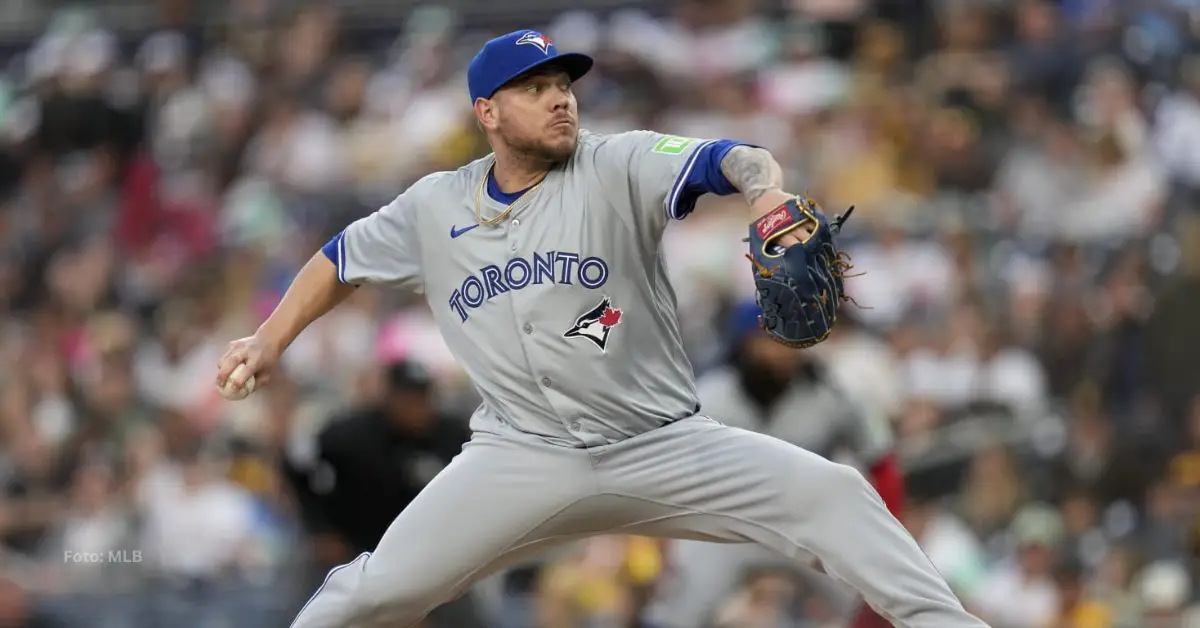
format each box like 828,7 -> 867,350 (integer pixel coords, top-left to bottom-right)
474,98 -> 500,131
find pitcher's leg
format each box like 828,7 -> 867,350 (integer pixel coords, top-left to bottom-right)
598,418 -> 987,628
290,429 -> 598,628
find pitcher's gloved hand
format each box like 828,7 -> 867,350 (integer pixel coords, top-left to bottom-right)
745,197 -> 855,348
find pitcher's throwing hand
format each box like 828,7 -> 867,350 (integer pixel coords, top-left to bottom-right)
215,333 -> 281,395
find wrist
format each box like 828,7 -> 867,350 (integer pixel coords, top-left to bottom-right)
748,188 -> 791,220
254,322 -> 290,358
750,190 -> 806,247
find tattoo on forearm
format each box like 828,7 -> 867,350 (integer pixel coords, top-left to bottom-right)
720,146 -> 783,206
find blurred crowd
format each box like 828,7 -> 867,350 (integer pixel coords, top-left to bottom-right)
0,0 -> 1199,626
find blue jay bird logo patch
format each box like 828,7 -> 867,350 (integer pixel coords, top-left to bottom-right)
564,297 -> 623,352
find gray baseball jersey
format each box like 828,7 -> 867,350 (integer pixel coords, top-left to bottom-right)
335,130 -> 707,447
293,130 -> 986,628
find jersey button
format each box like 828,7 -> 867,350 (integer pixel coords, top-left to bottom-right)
523,323 -> 533,334
510,242 -> 518,251
570,420 -> 582,431
512,218 -> 520,227
541,377 -> 552,387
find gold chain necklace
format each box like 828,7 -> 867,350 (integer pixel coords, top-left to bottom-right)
474,159 -> 546,227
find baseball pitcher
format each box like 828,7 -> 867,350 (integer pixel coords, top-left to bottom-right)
216,29 -> 988,628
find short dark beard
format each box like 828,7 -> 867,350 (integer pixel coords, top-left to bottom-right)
501,130 -> 575,167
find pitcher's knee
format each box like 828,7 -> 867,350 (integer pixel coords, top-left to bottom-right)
808,458 -> 876,506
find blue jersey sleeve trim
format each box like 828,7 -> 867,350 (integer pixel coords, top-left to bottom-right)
665,139 -> 754,221
321,231 -> 347,283
663,140 -> 715,222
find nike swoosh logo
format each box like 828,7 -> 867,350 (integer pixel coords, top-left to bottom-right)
450,224 -> 479,239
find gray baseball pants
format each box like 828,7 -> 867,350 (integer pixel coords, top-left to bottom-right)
289,416 -> 988,627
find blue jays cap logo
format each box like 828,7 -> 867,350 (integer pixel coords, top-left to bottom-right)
515,31 -> 553,55
468,29 -> 593,103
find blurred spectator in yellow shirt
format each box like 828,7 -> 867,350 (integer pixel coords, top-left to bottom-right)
1047,558 -> 1111,628
536,535 -> 662,628
1169,395 -> 1200,490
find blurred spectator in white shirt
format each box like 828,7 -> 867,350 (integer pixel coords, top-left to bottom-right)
904,491 -> 988,603
844,220 -> 958,330
1153,56 -> 1200,189
136,445 -> 256,580
972,504 -> 1064,628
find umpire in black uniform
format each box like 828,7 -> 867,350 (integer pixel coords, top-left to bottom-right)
284,359 -> 482,627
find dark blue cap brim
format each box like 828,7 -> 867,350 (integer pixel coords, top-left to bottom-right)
482,52 -> 594,100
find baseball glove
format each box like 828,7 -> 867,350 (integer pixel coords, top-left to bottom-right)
745,196 -> 855,349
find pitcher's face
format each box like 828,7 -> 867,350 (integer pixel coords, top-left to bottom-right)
481,68 -> 579,163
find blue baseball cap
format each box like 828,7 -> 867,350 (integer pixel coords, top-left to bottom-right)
728,300 -> 765,345
467,29 -> 594,103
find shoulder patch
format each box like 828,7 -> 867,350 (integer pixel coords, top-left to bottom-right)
651,135 -> 697,155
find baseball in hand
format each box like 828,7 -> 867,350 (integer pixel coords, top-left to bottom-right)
219,364 -> 257,401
